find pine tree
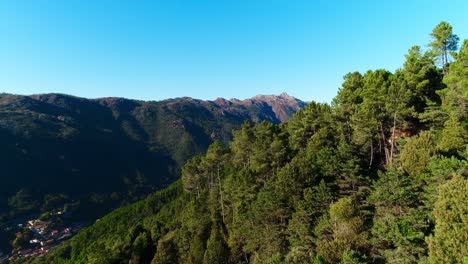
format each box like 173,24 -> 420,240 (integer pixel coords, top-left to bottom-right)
427,175 -> 468,264
315,198 -> 368,263
429,21 -> 459,72
203,224 -> 229,264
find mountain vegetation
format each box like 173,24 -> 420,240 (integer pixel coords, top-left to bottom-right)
16,21 -> 468,263
0,92 -> 304,252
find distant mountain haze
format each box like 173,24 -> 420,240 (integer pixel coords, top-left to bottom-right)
0,92 -> 305,221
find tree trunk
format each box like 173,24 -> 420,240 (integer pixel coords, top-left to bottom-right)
443,48 -> 449,74
217,165 -> 225,223
369,139 -> 374,170
380,123 -> 390,165
209,172 -> 214,191
390,111 -> 397,164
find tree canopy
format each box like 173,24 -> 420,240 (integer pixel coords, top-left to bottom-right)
22,21 -> 468,264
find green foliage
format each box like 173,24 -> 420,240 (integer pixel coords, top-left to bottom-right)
438,117 -> 466,154
437,39 -> 468,156
203,224 -> 229,264
288,102 -> 332,151
400,131 -> 436,176
181,155 -> 205,197
132,230 -> 155,263
315,198 -> 368,263
152,231 -> 178,264
12,229 -> 33,250
441,39 -> 468,122
429,21 -> 460,68
403,45 -> 443,113
286,206 -> 314,260
369,168 -> 427,263
0,93 -> 303,224
28,182 -> 183,264
7,189 -> 39,213
427,175 -> 468,264
340,250 -> 366,264
20,21 -> 468,264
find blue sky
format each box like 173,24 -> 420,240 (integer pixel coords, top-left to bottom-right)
1,1 -> 467,102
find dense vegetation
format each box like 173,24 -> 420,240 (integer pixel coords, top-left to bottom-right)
23,22 -> 468,263
0,93 -> 303,252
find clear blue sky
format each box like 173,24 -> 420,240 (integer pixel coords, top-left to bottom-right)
1,0 -> 467,102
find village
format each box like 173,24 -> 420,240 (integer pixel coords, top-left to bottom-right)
0,210 -> 83,263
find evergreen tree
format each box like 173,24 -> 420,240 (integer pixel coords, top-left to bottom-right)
402,46 -> 443,113
437,39 -> 468,157
230,120 -> 255,167
333,72 -> 364,143
427,175 -> 468,264
350,70 -> 392,168
369,168 -> 427,263
385,70 -> 414,164
315,198 -> 368,263
441,39 -> 468,122
203,224 -> 229,264
152,232 -> 178,264
182,156 -> 205,198
429,21 -> 459,72
400,131 -> 436,177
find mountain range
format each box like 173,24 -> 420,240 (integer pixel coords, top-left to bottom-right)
1,21 -> 466,264
0,92 -> 305,223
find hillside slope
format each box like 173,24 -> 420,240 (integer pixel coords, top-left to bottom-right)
0,93 -> 305,223
23,34 -> 468,264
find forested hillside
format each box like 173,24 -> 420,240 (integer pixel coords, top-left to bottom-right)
0,92 -> 304,254
22,22 -> 468,264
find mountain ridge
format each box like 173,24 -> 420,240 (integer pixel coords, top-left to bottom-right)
0,92 -> 305,229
